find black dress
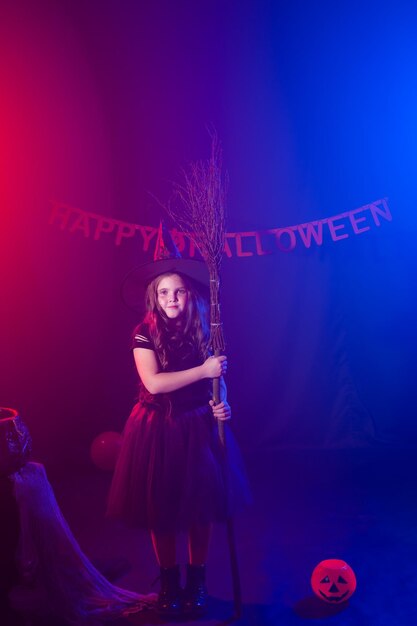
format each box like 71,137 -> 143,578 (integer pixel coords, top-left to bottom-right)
107,322 -> 249,532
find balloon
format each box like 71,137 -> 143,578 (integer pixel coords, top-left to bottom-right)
311,559 -> 356,604
90,431 -> 122,471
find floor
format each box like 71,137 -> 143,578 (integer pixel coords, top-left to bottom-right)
2,447 -> 417,625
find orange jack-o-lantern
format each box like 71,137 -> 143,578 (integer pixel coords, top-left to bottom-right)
311,559 -> 356,604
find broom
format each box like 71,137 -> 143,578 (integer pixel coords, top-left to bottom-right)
165,131 -> 242,618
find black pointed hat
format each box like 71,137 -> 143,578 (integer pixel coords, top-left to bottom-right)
122,222 -> 209,312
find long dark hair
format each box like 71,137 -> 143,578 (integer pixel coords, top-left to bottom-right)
143,272 -> 209,369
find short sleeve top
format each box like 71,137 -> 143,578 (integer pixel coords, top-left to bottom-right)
133,325 -> 156,351
132,322 -> 211,412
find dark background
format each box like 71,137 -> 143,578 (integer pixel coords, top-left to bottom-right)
1,0 -> 416,467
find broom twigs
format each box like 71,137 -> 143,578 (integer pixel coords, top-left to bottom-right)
165,131 -> 227,352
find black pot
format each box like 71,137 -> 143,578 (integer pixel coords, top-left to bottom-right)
0,473 -> 20,616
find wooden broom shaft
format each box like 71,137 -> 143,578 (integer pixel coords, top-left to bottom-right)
227,518 -> 243,618
212,351 -> 242,618
212,360 -> 225,446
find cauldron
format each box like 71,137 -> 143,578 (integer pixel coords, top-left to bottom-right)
0,407 -> 28,617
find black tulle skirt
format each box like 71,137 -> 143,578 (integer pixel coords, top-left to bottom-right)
107,401 -> 250,532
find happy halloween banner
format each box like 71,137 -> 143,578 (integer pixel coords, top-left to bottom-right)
49,198 -> 392,258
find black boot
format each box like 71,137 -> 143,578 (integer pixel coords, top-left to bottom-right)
183,563 -> 208,616
157,565 -> 182,618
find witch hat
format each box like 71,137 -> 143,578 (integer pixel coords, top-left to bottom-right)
121,222 -> 209,312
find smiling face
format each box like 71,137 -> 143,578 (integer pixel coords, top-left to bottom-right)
311,559 -> 356,604
156,273 -> 189,320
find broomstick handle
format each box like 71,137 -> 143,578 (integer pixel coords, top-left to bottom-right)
213,351 -> 243,618
227,518 -> 243,618
212,375 -> 224,445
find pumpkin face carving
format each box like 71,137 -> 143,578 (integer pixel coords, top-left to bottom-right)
311,559 -> 356,603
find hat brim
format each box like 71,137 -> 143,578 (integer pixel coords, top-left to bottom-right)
122,258 -> 210,313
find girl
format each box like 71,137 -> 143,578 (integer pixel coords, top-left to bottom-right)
107,244 -> 248,618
